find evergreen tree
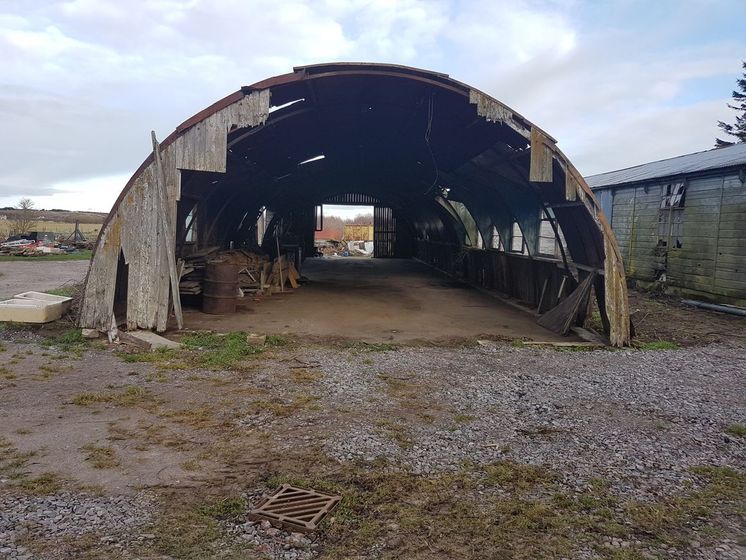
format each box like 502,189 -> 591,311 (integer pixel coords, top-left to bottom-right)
715,61 -> 746,147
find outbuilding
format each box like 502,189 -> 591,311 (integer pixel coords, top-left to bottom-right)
586,143 -> 746,307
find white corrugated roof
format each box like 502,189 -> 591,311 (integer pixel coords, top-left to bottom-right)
586,142 -> 746,188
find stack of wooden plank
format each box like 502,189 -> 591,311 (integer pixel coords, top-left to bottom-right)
178,248 -> 271,296
262,255 -> 301,293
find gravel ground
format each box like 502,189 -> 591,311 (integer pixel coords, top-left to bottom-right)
0,338 -> 744,559
311,343 -> 745,496
0,492 -> 153,559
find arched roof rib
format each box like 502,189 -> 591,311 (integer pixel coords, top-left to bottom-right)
81,62 -> 630,345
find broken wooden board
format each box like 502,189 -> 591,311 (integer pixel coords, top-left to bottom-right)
537,272 -> 596,335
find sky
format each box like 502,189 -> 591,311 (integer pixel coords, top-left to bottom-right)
1,0 -> 744,213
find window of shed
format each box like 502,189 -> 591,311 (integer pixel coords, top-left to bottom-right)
658,207 -> 684,248
489,225 -> 503,251
660,182 -> 686,209
510,222 -> 527,254
538,216 -> 558,257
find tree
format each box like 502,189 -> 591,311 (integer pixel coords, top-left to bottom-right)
10,198 -> 36,236
715,61 -> 746,147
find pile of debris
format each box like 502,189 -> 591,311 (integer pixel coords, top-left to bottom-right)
0,239 -> 67,256
179,248 -> 300,297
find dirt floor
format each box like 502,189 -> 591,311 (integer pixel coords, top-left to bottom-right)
183,257 -> 571,343
0,260 -> 90,300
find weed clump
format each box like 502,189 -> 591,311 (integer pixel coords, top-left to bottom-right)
71,385 -> 154,407
181,331 -> 263,369
82,444 -> 120,469
199,496 -> 247,522
725,423 -> 746,438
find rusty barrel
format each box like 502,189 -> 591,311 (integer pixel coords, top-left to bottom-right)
202,261 -> 239,314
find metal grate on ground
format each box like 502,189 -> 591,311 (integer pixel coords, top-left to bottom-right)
248,484 -> 342,533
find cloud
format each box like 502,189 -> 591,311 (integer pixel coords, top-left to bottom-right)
0,0 -> 744,210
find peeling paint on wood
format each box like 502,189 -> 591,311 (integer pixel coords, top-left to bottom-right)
529,127 -> 555,183
469,90 -> 530,139
80,89 -> 270,332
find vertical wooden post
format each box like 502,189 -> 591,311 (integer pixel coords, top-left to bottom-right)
151,131 -> 184,330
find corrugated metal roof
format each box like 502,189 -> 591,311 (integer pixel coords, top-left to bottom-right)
586,142 -> 746,189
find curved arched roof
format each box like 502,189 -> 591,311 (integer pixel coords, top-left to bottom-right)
82,62 -> 630,345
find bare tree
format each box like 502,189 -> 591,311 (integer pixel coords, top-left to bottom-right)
10,198 -> 37,236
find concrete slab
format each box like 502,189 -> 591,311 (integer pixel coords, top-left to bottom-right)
121,330 -> 182,351
181,258 -> 575,343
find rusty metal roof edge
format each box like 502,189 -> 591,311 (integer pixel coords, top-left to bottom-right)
294,61 -> 451,79
93,63 -> 557,253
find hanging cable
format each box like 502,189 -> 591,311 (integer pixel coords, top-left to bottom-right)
423,93 -> 440,195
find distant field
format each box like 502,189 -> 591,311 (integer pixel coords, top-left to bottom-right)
0,209 -> 106,239
0,220 -> 102,239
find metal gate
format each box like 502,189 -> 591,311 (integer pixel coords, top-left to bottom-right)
373,206 -> 396,257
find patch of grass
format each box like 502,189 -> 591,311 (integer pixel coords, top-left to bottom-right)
45,285 -> 78,297
19,472 -> 62,494
0,342 -> 5,352
375,419 -> 414,449
71,385 -> 155,407
0,438 -> 34,480
38,363 -> 65,374
454,413 -> 475,424
199,496 -> 247,522
0,250 -> 92,262
364,342 -> 398,352
145,371 -> 169,382
118,347 -> 188,370
624,466 -> 745,546
0,366 -> 16,380
251,395 -> 320,417
265,334 -> 290,347
484,461 -> 556,492
163,405 -> 216,428
291,368 -> 324,383
637,340 -> 679,350
181,331 -> 263,369
725,423 -> 746,438
82,444 -> 120,469
0,439 -> 60,494
149,498 -> 248,560
342,340 -> 399,352
265,458 -> 745,560
40,329 -> 89,356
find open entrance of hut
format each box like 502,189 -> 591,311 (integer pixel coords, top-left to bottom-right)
313,203 -> 375,258
81,64 -> 630,346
